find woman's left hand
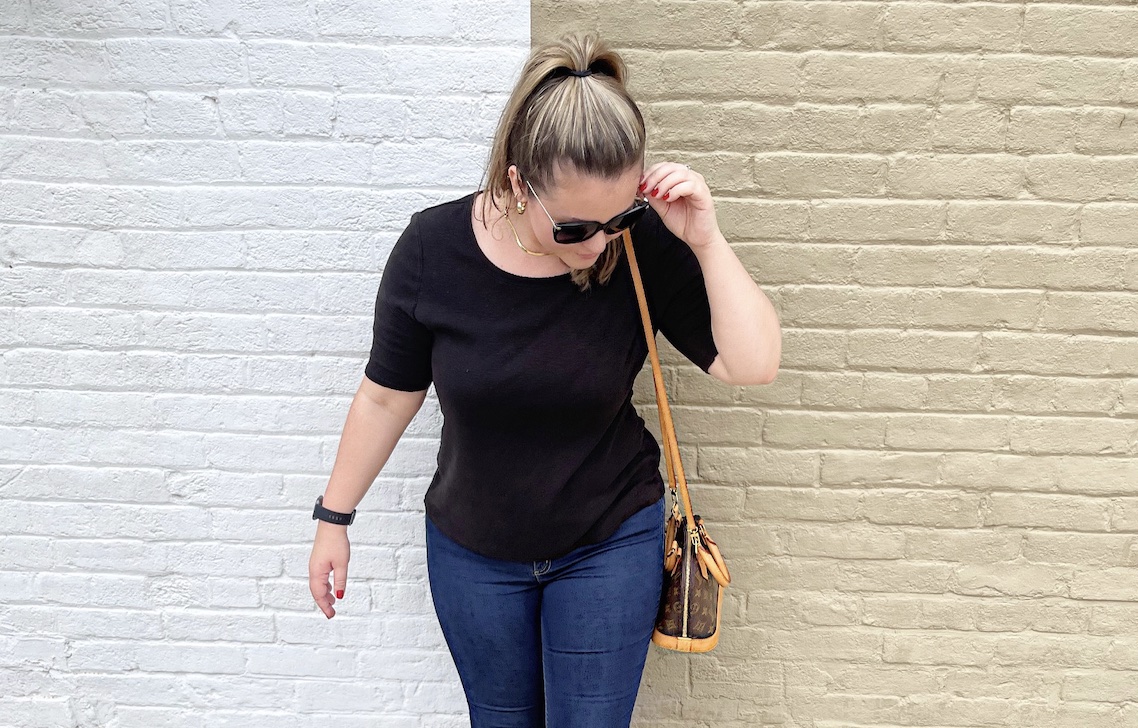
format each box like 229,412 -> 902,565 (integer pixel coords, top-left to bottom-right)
639,162 -> 722,250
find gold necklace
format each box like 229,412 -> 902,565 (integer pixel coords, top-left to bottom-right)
504,209 -> 552,257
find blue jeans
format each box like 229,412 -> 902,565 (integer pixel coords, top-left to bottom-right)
425,497 -> 666,728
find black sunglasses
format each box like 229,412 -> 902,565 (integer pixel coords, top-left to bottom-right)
525,180 -> 650,244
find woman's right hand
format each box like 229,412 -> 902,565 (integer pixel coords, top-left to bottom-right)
309,522 -> 351,619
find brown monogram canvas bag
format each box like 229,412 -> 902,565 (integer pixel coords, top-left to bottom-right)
622,229 -> 732,653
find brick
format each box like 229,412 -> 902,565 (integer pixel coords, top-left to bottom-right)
887,154 -> 1024,198
1037,291 -> 1138,334
855,245 -> 984,286
239,140 -> 371,183
840,559 -> 958,594
797,371 -> 922,411
820,450 -> 941,487
931,104 -> 1006,152
861,104 -> 935,152
1022,532 -> 1134,567
1091,604 -> 1138,635
865,489 -> 985,527
777,286 -> 1044,329
782,523 -> 905,557
1007,106 -> 1079,154
1025,6 -> 1138,56
0,38 -> 107,84
1076,107 -> 1138,154
30,0 -> 167,31
945,201 -> 1079,244
315,0 -> 453,37
1082,203 -> 1138,245
986,492 -> 1112,531
545,0 -> 740,49
1101,494 -> 1138,534
847,330 -> 982,372
170,0 -> 317,36
741,486 -> 864,524
784,103 -> 863,151
219,89 -> 335,136
977,55 -> 1126,105
980,247 -> 1130,289
1026,154 -> 1138,201
906,530 -> 1021,564
763,411 -> 888,448
102,140 -> 242,183
956,563 -> 1074,598
810,200 -> 944,242
1072,569 -> 1138,602
626,50 -> 800,103
740,1 -> 881,51
735,242 -> 857,285
1051,455 -> 1138,495
145,91 -> 222,136
801,52 -> 949,103
698,447 -> 817,487
1010,415 -> 1138,455
646,101 -> 791,153
887,413 -> 1010,451
106,39 -> 246,86
885,3 -> 1021,52
924,374 -> 994,411
992,375 -> 1120,414
912,288 -> 1045,329
716,198 -> 809,241
975,600 -> 1090,634
753,153 -> 886,197
862,596 -> 977,632
982,332 -> 1138,375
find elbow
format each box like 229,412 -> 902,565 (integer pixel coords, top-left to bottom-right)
710,355 -> 780,387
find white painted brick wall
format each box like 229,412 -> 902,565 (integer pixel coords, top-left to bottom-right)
0,3 -> 528,725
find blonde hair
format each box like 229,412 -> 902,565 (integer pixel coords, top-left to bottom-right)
477,32 -> 647,291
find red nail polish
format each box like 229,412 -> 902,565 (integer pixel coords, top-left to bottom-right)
336,589 -> 344,599
662,192 -> 670,201
638,181 -> 646,191
651,186 -> 659,196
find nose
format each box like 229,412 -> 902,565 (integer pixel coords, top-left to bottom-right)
582,231 -> 608,255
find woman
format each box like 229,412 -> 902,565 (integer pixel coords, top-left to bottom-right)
308,31 -> 780,727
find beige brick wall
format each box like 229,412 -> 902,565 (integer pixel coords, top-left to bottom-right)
533,3 -> 1138,726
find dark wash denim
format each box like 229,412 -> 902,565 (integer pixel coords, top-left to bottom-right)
425,496 -> 666,728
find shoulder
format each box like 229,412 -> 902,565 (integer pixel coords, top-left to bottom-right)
411,190 -> 478,238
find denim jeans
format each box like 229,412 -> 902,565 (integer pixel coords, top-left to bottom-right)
425,496 -> 666,728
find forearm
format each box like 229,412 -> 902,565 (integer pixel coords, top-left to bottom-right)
692,233 -> 781,385
320,380 -> 426,514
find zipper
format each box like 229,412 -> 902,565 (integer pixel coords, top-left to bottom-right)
681,527 -> 697,637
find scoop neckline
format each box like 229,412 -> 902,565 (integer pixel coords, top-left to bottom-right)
466,190 -> 574,284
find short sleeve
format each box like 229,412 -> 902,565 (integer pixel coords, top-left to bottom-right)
636,209 -> 719,373
364,212 -> 434,391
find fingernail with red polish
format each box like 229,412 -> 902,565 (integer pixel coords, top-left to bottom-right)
651,187 -> 659,196
662,192 -> 670,201
336,590 -> 344,599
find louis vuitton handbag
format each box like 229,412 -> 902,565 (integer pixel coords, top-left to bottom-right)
621,228 -> 732,654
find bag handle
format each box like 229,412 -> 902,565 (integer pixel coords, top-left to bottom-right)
621,228 -> 696,536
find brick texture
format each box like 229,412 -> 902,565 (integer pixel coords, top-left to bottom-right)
532,2 -> 1138,726
0,2 -> 528,726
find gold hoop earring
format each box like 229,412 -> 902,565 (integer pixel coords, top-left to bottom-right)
516,199 -> 526,215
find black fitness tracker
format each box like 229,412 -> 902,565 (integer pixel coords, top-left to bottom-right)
312,495 -> 356,525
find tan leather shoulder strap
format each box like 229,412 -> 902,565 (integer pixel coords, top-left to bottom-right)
621,228 -> 696,532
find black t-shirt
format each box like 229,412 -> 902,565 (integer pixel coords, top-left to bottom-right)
365,190 -> 718,562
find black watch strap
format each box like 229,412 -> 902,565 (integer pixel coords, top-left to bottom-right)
313,495 -> 355,525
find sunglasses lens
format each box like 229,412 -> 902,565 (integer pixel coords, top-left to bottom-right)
554,223 -> 600,244
605,204 -> 648,233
